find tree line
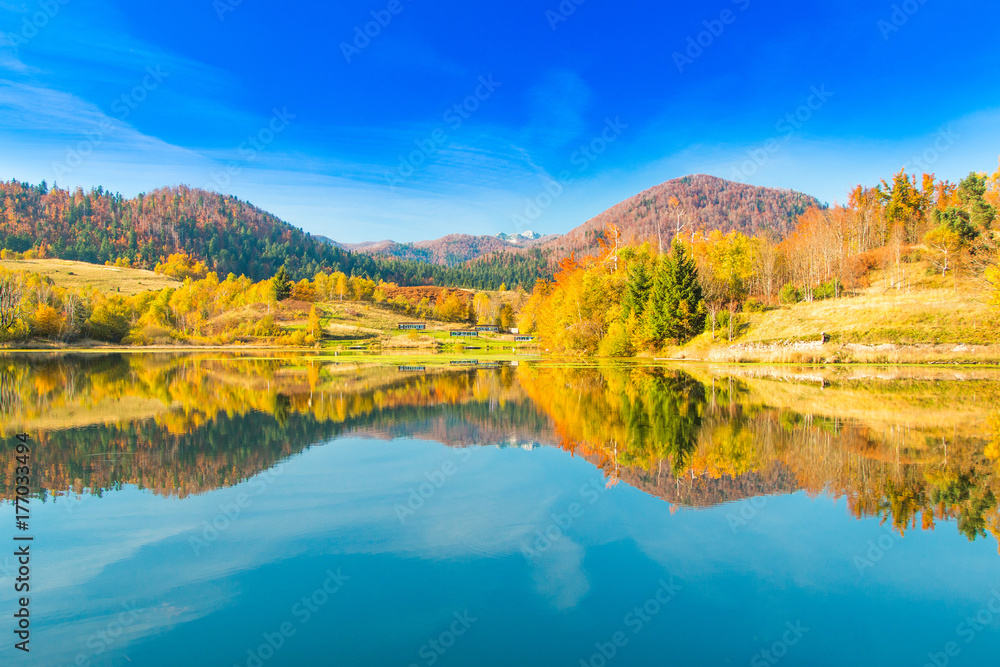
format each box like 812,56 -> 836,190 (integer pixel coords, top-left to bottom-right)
0,254 -> 524,345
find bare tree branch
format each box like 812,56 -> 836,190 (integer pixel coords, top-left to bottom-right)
0,273 -> 24,330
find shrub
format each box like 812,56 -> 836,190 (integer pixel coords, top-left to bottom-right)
813,279 -> 841,300
253,315 -> 282,337
0,319 -> 30,342
389,295 -> 412,313
32,304 -> 64,338
154,253 -> 209,280
128,323 -> 174,345
87,298 -> 131,343
844,249 -> 882,288
598,320 -> 634,357
779,283 -> 801,304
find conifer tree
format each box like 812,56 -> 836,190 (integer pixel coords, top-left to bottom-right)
642,255 -> 672,343
956,172 -> 996,231
623,259 -> 651,319
640,243 -> 706,347
665,241 -> 706,342
273,265 -> 292,301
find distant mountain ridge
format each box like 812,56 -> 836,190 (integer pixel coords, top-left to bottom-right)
341,232 -> 556,266
496,230 -> 542,242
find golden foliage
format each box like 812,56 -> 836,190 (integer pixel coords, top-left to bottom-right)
154,253 -> 209,280
32,303 -> 65,338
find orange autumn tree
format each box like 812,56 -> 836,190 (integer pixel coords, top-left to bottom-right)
519,252 -> 614,354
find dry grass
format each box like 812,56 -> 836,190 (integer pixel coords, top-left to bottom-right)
324,302 -> 466,336
381,334 -> 441,349
670,260 -> 1000,364
741,290 -> 993,346
743,261 -> 994,346
0,258 -> 180,295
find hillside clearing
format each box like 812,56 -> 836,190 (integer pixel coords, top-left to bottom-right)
670,262 -> 1000,364
0,258 -> 180,295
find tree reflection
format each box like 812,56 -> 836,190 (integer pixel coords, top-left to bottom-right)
517,364 -> 1000,548
2,354 -> 1000,551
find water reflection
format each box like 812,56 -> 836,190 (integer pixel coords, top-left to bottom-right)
520,364 -> 1000,544
3,353 -> 999,549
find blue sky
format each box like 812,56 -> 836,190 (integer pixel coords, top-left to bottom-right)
1,0 -> 999,242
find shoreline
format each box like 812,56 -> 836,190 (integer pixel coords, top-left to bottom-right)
656,340 -> 1000,367
3,341 -> 1000,367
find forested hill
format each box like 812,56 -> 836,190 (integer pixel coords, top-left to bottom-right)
0,180 -> 549,288
540,174 -> 823,259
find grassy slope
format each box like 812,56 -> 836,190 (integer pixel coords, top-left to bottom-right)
196,297 -> 525,353
743,286 -> 991,346
0,258 -> 180,295
676,261 -> 1000,363
319,301 -> 526,352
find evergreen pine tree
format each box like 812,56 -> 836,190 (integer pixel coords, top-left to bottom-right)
273,265 -> 292,301
957,172 -> 996,231
623,259 -> 651,319
643,255 -> 673,344
666,241 -> 706,342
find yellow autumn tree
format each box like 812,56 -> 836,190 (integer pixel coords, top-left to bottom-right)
472,292 -> 492,324
307,305 -> 322,339
987,264 -> 1000,313
435,290 -> 469,322
154,253 -> 209,280
528,254 -> 612,354
290,279 -> 317,302
312,272 -> 331,300
33,304 -> 65,338
333,272 -> 348,301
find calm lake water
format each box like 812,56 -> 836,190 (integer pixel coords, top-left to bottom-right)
2,353 -> 1000,666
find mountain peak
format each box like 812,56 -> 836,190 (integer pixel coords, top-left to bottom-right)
496,230 -> 542,243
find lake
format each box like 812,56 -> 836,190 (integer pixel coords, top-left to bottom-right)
1,353 -> 999,666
